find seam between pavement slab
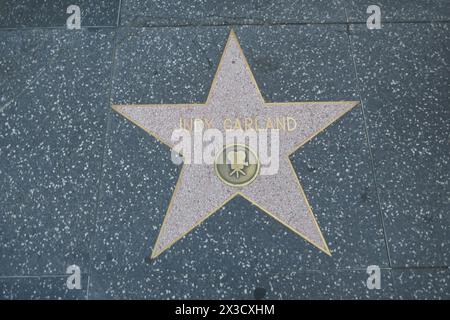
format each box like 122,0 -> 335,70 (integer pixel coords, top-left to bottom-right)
1,20 -> 450,31
85,0 -> 123,300
343,6 -> 393,268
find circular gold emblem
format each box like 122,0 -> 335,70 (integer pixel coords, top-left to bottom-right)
214,144 -> 260,187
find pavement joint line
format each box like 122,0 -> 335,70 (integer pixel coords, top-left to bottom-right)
85,12 -> 122,299
1,266 -> 448,280
0,20 -> 449,31
343,5 -> 393,269
0,274 -> 89,279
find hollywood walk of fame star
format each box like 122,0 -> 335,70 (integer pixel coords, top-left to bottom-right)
112,30 -> 359,258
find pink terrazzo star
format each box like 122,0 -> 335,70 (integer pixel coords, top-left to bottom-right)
113,30 -> 359,258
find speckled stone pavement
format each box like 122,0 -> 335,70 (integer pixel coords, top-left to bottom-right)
0,0 -> 449,299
